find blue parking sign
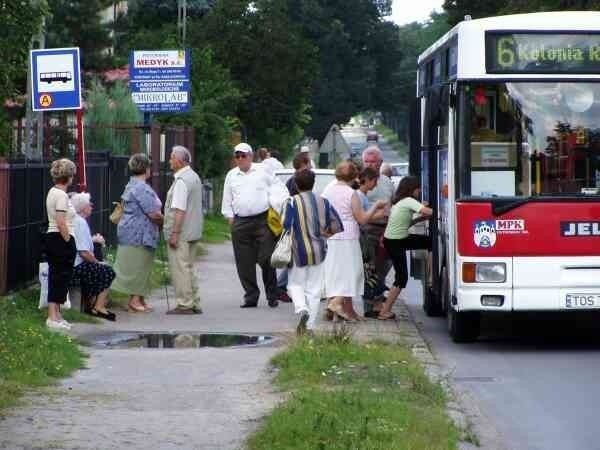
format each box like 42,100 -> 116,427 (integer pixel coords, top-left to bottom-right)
31,47 -> 82,111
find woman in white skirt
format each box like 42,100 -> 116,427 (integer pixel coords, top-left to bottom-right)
322,161 -> 386,321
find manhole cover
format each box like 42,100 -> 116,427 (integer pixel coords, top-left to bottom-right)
90,332 -> 275,349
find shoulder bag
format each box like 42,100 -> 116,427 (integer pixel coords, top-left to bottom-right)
270,197 -> 293,268
270,229 -> 292,268
109,201 -> 123,224
267,207 -> 283,236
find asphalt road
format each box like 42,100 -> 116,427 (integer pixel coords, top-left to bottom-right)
393,171 -> 600,450
404,282 -> 600,450
340,125 -> 404,164
345,125 -> 600,450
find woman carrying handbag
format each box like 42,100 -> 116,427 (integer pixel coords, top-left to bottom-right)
111,153 -> 164,312
278,169 -> 343,335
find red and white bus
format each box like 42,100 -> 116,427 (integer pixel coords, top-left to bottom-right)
411,12 -> 600,341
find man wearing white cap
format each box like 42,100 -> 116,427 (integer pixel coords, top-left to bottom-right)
300,145 -> 316,169
221,142 -> 286,308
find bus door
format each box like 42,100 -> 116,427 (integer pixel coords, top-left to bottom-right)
419,84 -> 451,316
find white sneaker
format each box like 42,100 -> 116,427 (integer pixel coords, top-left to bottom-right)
59,319 -> 72,329
46,318 -> 70,331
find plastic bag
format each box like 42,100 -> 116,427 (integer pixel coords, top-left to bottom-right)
270,230 -> 292,268
38,262 -> 71,309
38,262 -> 49,309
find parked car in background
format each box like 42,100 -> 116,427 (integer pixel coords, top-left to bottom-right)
388,162 -> 409,187
366,131 -> 378,142
275,169 -> 336,195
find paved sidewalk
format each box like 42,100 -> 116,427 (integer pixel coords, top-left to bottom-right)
0,242 -> 454,450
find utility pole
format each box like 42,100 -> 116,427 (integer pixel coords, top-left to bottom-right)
25,10 -> 45,161
177,0 -> 187,47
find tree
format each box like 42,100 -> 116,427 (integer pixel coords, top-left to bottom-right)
86,80 -> 141,154
45,0 -> 115,71
502,0 -> 600,12
113,0 -> 216,64
195,0 -> 317,155
443,0 -> 508,26
157,48 -> 244,178
286,0 -> 404,141
110,0 -> 246,175
383,12 -> 450,141
0,0 -> 49,155
0,0 -> 48,98
369,21 -> 405,114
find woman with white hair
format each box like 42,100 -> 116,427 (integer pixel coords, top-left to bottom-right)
71,192 -> 116,321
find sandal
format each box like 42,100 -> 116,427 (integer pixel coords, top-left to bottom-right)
90,309 -> 116,322
128,304 -> 147,313
377,312 -> 396,320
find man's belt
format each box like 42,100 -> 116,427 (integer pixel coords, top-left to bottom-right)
234,209 -> 269,219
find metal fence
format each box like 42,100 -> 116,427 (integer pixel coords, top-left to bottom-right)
0,122 -> 195,294
7,115 -> 150,160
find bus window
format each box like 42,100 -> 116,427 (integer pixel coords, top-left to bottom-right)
418,67 -> 426,96
438,100 -> 449,146
433,57 -> 442,84
459,82 -> 600,198
448,45 -> 457,76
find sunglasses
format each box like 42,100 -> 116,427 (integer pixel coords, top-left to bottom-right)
234,152 -> 249,159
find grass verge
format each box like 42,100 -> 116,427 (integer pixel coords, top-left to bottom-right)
0,289 -> 87,412
375,124 -> 408,160
202,214 -> 231,244
247,335 -> 459,450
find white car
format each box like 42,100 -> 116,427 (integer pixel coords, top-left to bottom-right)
388,162 -> 409,187
275,169 -> 336,195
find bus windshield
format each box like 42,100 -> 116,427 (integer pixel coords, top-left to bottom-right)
458,82 -> 600,198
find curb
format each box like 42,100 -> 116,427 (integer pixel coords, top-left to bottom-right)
400,302 -> 507,450
317,300 -> 482,448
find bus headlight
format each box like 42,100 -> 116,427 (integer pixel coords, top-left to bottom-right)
476,263 -> 506,283
463,262 -> 506,283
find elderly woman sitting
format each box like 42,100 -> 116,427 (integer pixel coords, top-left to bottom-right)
71,192 -> 116,321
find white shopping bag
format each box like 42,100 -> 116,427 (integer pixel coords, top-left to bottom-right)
38,262 -> 71,310
38,262 -> 49,309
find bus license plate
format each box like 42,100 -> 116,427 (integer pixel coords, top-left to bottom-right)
565,294 -> 600,308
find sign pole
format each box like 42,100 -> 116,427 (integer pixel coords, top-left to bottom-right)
76,108 -> 86,192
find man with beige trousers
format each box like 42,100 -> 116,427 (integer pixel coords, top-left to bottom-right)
164,145 -> 204,314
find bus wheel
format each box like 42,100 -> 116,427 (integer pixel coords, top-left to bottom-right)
423,283 -> 444,317
447,306 -> 480,343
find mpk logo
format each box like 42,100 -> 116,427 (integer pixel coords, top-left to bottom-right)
473,220 -> 497,248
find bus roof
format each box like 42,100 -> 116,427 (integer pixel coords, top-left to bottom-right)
418,11 -> 600,81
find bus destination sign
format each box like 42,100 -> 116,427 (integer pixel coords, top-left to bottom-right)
486,32 -> 600,74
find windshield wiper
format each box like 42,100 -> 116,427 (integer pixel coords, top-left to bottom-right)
490,197 -> 531,215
